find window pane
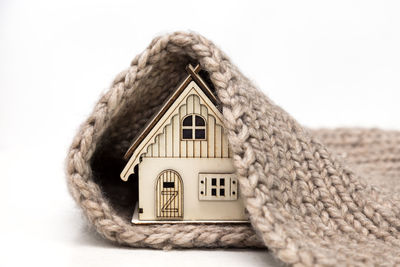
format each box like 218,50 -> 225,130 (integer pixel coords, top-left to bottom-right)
220,188 -> 225,196
195,115 -> 205,126
220,178 -> 225,186
182,129 -> 192,139
211,188 -> 216,196
195,129 -> 205,139
212,178 -> 217,186
183,116 -> 192,126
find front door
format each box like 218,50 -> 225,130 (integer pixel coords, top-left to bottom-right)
156,169 -> 183,219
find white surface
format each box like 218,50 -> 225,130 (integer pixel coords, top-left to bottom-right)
1,0 -> 400,266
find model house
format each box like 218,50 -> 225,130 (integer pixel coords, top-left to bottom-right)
120,64 -> 248,223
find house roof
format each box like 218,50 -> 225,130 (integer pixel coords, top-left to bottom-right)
123,64 -> 218,160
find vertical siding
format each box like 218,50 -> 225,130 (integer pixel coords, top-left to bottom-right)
153,136 -> 158,156
179,106 -> 186,157
187,94 -> 194,114
187,140 -> 194,157
166,119 -> 173,157
159,129 -> 165,157
142,93 -> 231,159
193,95 -> 200,114
172,115 -> 180,157
214,125 -> 222,158
222,128 -> 230,157
146,142 -> 153,157
207,115 -> 215,158
194,141 -> 201,157
200,106 -> 208,158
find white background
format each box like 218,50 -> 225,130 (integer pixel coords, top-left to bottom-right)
1,1 -> 400,266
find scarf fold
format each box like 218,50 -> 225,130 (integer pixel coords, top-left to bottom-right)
66,32 -> 400,266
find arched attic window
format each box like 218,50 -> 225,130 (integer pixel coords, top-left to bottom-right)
181,114 -> 206,140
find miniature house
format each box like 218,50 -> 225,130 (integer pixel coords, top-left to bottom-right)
120,64 -> 248,223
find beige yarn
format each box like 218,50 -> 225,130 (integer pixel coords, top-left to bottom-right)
66,31 -> 400,266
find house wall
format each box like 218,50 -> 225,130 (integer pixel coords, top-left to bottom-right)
138,157 -> 247,221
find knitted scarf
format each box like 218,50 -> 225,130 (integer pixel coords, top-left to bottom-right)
66,32 -> 400,266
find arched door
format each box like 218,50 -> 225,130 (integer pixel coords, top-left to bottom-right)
156,170 -> 183,219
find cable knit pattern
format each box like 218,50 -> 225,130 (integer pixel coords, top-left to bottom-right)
66,32 -> 400,266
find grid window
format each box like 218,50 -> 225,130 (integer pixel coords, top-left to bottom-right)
199,174 -> 238,201
209,177 -> 226,197
181,114 -> 206,140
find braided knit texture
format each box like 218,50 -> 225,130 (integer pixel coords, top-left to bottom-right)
66,32 -> 400,266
